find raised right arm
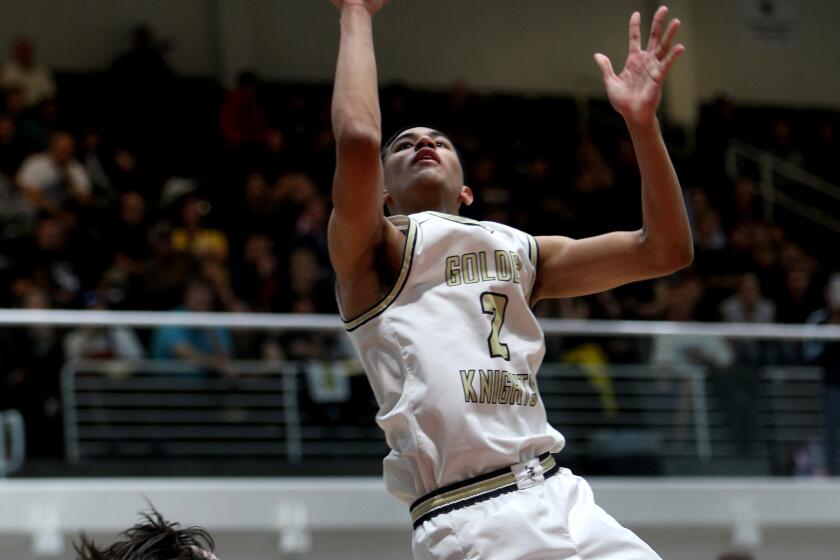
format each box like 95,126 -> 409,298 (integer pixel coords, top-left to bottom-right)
328,0 -> 397,280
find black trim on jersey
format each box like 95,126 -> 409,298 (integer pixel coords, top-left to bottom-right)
529,234 -> 540,308
342,217 -> 418,332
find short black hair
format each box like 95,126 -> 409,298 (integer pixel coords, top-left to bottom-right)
74,507 -> 216,560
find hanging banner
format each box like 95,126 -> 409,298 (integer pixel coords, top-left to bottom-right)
740,0 -> 799,46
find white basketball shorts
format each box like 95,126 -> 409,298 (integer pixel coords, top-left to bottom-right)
412,467 -> 661,560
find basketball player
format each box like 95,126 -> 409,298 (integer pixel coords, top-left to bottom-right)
328,1 -> 691,558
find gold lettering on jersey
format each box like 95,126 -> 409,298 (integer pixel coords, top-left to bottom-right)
479,370 -> 493,403
444,251 -> 520,287
495,250 -> 512,281
478,252 -> 495,281
461,368 -> 538,408
462,253 -> 479,283
528,375 -> 539,406
510,252 -> 522,284
445,255 -> 461,286
460,369 -> 478,402
497,370 -> 510,404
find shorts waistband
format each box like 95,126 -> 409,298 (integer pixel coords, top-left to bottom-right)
409,452 -> 559,529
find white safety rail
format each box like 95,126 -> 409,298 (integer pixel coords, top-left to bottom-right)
2,309 -> 840,339
0,410 -> 25,477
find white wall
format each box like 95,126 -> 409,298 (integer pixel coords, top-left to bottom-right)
688,0 -> 840,108
3,477 -> 840,560
0,0 -> 217,76
0,0 -> 837,112
2,524 -> 840,560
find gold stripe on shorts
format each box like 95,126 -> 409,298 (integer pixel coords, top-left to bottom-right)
410,453 -> 557,527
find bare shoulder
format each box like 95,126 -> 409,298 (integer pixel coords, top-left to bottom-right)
331,215 -> 407,321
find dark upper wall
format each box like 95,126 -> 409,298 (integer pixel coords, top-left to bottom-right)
0,0 -> 837,110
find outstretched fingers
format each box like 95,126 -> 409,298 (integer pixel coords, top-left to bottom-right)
656,18 -> 681,60
594,53 -> 616,82
628,11 -> 642,53
661,43 -> 686,78
646,5 -> 669,52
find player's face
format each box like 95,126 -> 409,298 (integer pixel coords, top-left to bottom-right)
382,127 -> 473,215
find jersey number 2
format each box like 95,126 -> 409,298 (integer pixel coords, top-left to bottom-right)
481,292 -> 510,360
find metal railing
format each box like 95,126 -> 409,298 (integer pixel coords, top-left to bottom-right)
0,410 -> 25,477
59,358 -> 825,475
61,359 -> 384,466
725,139 -> 840,234
0,310 -> 834,476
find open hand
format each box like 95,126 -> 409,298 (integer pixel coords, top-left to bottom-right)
594,6 -> 684,126
330,0 -> 389,16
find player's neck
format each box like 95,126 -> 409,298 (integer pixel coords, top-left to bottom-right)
392,201 -> 459,216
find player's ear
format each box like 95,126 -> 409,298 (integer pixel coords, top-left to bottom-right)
458,185 -> 474,207
383,190 -> 395,213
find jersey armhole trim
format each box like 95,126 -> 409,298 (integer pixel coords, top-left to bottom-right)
527,234 -> 539,307
343,217 -> 418,332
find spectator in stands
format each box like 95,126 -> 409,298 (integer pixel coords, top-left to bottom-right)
110,191 -> 152,271
150,278 -> 234,376
805,120 -> 838,183
721,273 -> 776,323
171,194 -> 229,262
0,286 -> 64,458
17,130 -> 92,217
0,37 -> 55,109
259,128 -> 293,183
227,172 -> 275,249
3,86 -> 46,151
0,171 -> 36,241
651,275 -> 735,435
80,128 -> 114,200
112,24 -> 173,84
75,507 -> 218,560
232,233 -> 281,312
721,272 -> 777,366
282,246 -> 334,315
804,273 -> 840,475
142,221 -> 192,310
63,290 -> 145,360
271,171 -> 320,250
11,216 -> 83,307
220,71 -> 268,148
110,24 -> 175,153
0,112 -> 26,177
768,117 -> 803,166
777,265 -> 820,323
279,246 -> 337,360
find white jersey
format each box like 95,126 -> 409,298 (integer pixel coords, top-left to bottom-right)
342,211 -> 565,504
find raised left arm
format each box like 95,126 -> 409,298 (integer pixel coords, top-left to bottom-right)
533,6 -> 692,302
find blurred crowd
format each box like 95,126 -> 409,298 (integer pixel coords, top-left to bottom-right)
0,30 -> 839,465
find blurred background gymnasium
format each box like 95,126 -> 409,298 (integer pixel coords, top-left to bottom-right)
0,0 -> 839,558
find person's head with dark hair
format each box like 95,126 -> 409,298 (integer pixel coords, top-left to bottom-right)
183,277 -> 217,312
48,130 -> 75,165
75,507 -> 218,560
12,36 -> 34,68
236,71 -> 259,90
379,125 -> 472,216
